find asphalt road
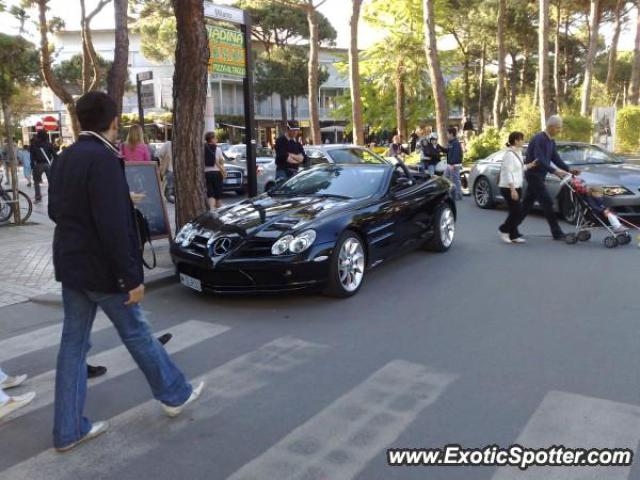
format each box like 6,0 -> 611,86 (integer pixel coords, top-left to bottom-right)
2,199 -> 640,480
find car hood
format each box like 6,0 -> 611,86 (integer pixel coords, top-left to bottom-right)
194,194 -> 351,239
573,163 -> 640,188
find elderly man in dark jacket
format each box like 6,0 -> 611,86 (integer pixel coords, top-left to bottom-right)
48,91 -> 203,452
30,130 -> 56,203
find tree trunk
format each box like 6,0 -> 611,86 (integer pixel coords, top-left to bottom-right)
80,0 -> 91,93
629,0 -> 640,105
1,99 -> 21,224
306,7 -> 321,144
395,60 -> 407,139
107,0 -> 129,118
423,0 -> 449,144
37,0 -> 80,139
290,96 -> 295,121
606,0 -> 623,98
563,16 -> 570,96
462,54 -> 470,118
493,0 -> 506,128
509,52 -> 518,114
581,0 -> 600,116
539,0 -> 550,127
279,95 -> 288,130
478,41 -> 486,131
349,0 -> 364,145
172,0 -> 209,228
520,45 -> 528,92
553,0 -> 562,112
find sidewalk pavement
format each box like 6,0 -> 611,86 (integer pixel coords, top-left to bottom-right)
0,175 -> 177,308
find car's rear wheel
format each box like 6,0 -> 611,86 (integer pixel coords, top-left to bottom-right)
324,231 -> 366,298
473,177 -> 495,209
424,203 -> 455,252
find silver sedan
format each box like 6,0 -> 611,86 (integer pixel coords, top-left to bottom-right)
468,141 -> 640,221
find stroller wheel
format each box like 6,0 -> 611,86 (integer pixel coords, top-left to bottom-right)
604,236 -> 618,248
577,231 -> 591,242
565,234 -> 578,244
617,233 -> 632,245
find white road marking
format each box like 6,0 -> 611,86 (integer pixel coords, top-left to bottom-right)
3,320 -> 229,422
0,313 -> 112,364
0,336 -> 326,480
492,390 -> 640,480
227,359 -> 456,480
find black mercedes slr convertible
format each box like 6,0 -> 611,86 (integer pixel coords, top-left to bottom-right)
171,156 -> 456,297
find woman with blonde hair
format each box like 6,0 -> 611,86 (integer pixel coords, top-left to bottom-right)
120,124 -> 151,162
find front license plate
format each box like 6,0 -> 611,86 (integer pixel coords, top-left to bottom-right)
226,178 -> 241,185
180,274 -> 202,292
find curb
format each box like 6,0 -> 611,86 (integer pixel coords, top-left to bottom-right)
29,268 -> 178,307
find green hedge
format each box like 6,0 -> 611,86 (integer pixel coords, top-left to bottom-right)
465,127 -> 504,162
616,106 -> 640,154
556,115 -> 592,143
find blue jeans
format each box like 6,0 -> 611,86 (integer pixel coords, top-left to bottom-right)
53,287 -> 192,449
445,164 -> 462,199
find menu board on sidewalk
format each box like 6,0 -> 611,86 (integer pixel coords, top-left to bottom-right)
124,162 -> 171,241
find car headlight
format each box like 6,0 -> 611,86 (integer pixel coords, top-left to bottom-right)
271,230 -> 317,255
603,186 -> 633,196
175,223 -> 197,247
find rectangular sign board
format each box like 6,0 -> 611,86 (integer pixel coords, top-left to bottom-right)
207,24 -> 246,77
137,71 -> 153,82
140,83 -> 155,109
204,3 -> 245,24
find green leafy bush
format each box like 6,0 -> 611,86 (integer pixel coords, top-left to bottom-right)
556,115 -> 592,143
616,106 -> 640,154
503,94 -> 541,140
465,127 -> 504,162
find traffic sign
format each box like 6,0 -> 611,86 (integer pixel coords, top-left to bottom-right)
42,115 -> 58,132
140,83 -> 155,109
137,71 -> 153,82
204,3 -> 245,24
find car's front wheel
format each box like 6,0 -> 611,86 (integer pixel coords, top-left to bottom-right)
473,176 -> 495,209
324,231 -> 366,298
424,203 -> 456,252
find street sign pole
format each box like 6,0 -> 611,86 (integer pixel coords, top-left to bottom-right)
137,78 -> 145,128
242,11 -> 257,197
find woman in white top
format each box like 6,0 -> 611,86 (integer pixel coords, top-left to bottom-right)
204,132 -> 226,209
498,132 -> 537,244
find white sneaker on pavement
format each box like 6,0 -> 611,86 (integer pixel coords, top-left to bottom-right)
0,374 -> 27,389
55,421 -> 109,453
512,237 -> 526,244
162,381 -> 205,418
0,392 -> 36,420
499,232 -> 512,244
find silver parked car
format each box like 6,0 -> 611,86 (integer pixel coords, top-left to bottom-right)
468,141 -> 640,221
228,147 -> 277,193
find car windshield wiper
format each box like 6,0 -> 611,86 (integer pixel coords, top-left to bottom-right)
311,193 -> 352,200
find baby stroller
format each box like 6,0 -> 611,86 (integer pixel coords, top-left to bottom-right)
561,176 -> 634,248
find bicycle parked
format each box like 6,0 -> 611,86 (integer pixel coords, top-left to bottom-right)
0,172 -> 33,224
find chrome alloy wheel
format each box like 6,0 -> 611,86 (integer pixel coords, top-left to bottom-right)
338,237 -> 365,292
474,178 -> 491,207
440,207 -> 455,247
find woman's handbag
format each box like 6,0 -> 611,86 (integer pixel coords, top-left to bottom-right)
134,208 -> 157,269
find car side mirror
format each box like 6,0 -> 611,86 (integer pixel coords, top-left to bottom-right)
395,177 -> 414,189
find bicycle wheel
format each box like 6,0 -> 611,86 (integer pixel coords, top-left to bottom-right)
0,193 -> 12,223
17,190 -> 33,223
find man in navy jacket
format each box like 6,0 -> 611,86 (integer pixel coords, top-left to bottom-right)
520,115 -> 573,240
48,92 -> 203,452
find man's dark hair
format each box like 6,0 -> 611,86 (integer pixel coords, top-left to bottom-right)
447,127 -> 458,137
204,131 -> 216,143
35,130 -> 48,142
76,91 -> 118,132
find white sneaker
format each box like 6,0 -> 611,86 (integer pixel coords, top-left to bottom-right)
499,232 -> 512,244
55,421 -> 109,452
512,237 -> 526,244
0,392 -> 36,420
162,381 -> 205,418
0,374 -> 27,389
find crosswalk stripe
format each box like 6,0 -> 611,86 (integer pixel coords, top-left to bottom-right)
0,336 -> 326,480
492,390 -> 640,480
3,320 -> 229,422
227,359 -> 456,480
0,313 -> 112,364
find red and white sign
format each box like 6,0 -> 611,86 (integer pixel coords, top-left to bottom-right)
42,115 -> 58,132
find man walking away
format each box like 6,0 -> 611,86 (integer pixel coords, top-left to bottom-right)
444,127 -> 463,200
30,130 -> 56,203
48,92 -> 203,453
520,115 -> 573,240
275,122 -> 305,180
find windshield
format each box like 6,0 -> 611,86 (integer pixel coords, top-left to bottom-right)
271,166 -> 387,199
556,145 -> 623,165
327,148 -> 387,165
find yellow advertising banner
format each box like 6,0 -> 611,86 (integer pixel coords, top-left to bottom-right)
207,24 -> 246,77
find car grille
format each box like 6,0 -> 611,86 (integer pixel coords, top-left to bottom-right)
237,237 -> 274,257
